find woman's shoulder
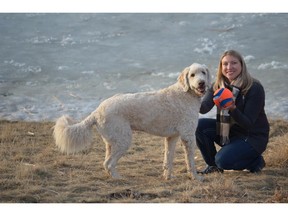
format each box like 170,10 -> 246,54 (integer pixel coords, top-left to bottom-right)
248,79 -> 265,95
252,79 -> 264,88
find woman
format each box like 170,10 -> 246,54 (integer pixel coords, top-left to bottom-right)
196,50 -> 269,174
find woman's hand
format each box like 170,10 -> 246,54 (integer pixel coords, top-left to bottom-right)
222,100 -> 236,111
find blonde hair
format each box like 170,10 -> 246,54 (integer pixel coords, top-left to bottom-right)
213,50 -> 254,95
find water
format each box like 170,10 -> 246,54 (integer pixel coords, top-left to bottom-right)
0,13 -> 287,121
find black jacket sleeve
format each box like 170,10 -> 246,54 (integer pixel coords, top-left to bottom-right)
230,82 -> 265,130
199,86 -> 215,114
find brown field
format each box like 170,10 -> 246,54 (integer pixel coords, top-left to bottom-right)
0,119 -> 287,203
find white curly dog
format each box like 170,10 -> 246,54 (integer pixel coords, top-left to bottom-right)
53,63 -> 211,181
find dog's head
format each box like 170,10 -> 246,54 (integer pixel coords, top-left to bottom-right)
178,63 -> 211,96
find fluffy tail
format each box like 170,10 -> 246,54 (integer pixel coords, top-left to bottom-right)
53,113 -> 96,154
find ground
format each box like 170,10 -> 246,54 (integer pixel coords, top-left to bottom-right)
0,119 -> 287,203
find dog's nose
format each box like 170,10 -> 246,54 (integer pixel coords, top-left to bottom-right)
198,81 -> 205,87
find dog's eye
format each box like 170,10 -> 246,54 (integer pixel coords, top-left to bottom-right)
202,71 -> 206,75
191,73 -> 195,77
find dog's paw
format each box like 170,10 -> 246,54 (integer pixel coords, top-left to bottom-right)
109,171 -> 123,179
163,171 -> 174,180
195,175 -> 204,182
189,173 -> 204,182
193,174 -> 204,182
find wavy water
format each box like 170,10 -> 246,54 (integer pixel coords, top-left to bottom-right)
0,13 -> 287,121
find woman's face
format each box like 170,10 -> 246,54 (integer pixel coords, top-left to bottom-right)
221,55 -> 242,82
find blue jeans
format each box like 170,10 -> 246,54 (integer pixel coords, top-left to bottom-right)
195,118 -> 263,171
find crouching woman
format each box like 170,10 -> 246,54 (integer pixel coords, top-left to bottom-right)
196,50 -> 269,174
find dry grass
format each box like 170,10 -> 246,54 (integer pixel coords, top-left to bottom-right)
0,119 -> 287,203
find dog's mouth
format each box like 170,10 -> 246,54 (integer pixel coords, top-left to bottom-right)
196,87 -> 206,95
194,81 -> 207,96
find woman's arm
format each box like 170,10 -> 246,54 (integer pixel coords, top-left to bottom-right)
200,86 -> 215,114
229,82 -> 265,129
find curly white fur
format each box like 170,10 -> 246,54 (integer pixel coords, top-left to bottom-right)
53,63 -> 211,181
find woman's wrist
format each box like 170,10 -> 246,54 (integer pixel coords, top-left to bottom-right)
229,104 -> 236,112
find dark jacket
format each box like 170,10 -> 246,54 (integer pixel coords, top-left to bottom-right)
200,80 -> 270,154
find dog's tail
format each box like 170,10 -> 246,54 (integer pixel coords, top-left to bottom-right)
53,113 -> 96,154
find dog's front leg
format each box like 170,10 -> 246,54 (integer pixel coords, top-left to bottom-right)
163,136 -> 178,180
181,137 -> 204,181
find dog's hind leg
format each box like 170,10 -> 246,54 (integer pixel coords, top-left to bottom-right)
181,136 -> 204,181
102,126 -> 132,179
163,136 -> 179,180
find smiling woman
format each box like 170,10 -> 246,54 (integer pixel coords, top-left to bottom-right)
221,55 -> 242,82
214,50 -> 254,96
197,49 -> 270,175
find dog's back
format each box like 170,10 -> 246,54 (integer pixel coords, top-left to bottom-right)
94,83 -> 201,137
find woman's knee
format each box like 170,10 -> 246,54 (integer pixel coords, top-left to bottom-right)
196,118 -> 216,134
215,140 -> 254,170
215,150 -> 234,170
196,118 -> 216,146
215,154 -> 227,169
196,118 -> 217,150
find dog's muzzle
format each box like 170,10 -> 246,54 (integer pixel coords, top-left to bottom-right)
196,81 -> 206,96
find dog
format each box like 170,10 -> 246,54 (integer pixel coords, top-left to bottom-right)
53,63 -> 211,181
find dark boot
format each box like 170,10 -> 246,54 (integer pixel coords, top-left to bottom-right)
197,165 -> 224,174
249,157 -> 266,173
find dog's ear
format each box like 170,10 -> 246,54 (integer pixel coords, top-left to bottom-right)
203,64 -> 212,88
177,67 -> 190,92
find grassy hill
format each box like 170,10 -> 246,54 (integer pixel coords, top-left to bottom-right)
0,119 -> 287,203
